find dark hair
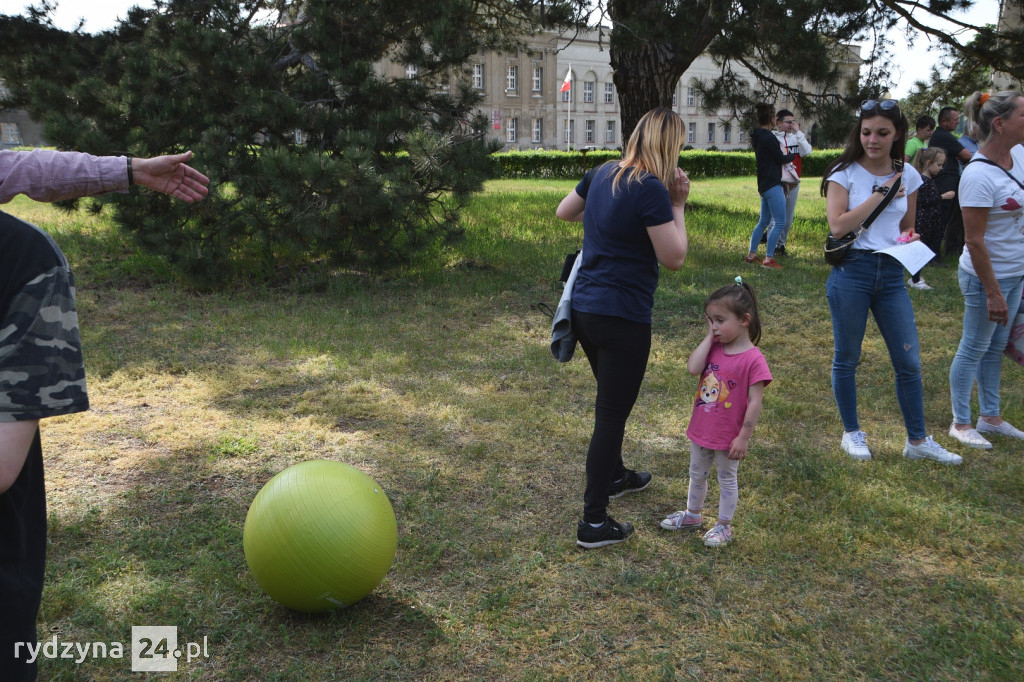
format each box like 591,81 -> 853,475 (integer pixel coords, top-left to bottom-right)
820,102 -> 908,197
706,281 -> 762,346
776,109 -> 794,120
754,103 -> 775,126
938,106 -> 958,123
914,114 -> 936,130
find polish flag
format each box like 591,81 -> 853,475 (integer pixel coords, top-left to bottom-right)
560,70 -> 572,92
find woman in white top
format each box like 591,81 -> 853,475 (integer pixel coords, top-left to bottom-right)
820,99 -> 962,465
948,91 -> 1024,450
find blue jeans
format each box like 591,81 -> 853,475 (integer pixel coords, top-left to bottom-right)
766,183 -> 799,246
826,250 -> 926,440
949,269 -> 1024,424
748,184 -> 787,258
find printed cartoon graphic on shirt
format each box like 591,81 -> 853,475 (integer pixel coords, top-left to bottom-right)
694,363 -> 736,413
998,186 -> 1024,235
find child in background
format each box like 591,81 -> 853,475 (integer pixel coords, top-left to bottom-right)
909,148 -> 955,290
904,115 -> 936,164
660,277 -> 772,547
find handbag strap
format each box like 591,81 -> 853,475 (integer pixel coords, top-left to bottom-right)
969,157 -> 1024,192
860,166 -> 902,229
824,165 -> 902,253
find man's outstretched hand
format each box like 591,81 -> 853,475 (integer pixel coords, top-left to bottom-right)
132,151 -> 210,203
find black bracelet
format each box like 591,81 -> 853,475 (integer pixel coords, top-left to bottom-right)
127,157 -> 134,186
872,184 -> 889,196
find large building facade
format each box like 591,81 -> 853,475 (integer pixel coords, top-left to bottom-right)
377,29 -> 862,152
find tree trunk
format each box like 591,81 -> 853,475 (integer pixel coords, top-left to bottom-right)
608,0 -> 719,142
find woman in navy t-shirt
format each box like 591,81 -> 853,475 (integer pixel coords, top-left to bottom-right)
556,107 -> 690,548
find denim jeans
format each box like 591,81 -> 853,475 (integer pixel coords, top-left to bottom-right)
766,183 -> 799,246
826,250 -> 926,440
949,268 -> 1024,424
572,310 -> 651,523
748,184 -> 787,258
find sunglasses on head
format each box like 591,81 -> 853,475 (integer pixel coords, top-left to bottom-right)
860,99 -> 899,112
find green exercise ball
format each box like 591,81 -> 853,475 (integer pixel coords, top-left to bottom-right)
243,460 -> 398,612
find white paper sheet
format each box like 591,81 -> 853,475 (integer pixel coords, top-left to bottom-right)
874,241 -> 936,275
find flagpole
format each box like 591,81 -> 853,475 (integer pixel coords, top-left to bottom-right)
566,63 -> 571,152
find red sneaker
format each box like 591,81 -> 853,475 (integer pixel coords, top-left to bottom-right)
744,253 -> 758,263
761,257 -> 782,269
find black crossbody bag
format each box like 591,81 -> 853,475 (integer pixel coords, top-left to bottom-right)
824,166 -> 902,266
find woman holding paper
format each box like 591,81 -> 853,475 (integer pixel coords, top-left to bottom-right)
947,90 -> 1024,450
819,99 -> 961,465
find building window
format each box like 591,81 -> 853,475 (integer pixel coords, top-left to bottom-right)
506,65 -> 518,92
1,122 -> 22,145
561,87 -> 570,103
687,122 -> 695,144
583,81 -> 594,103
672,92 -> 677,108
585,120 -> 595,143
532,67 -> 542,93
781,92 -> 789,103
604,83 -> 615,104
507,117 -> 518,143
405,64 -> 418,80
533,118 -> 543,143
739,129 -> 746,143
687,87 -> 695,107
564,119 -> 575,144
723,125 -> 731,143
707,122 -> 715,143
472,64 -> 484,89
605,120 -> 616,143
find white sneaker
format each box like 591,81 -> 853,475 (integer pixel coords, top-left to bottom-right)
976,419 -> 1024,441
841,430 -> 872,461
948,423 -> 992,449
903,436 -> 963,466
907,278 -> 932,290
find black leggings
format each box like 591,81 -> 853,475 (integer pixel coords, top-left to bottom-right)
572,310 -> 652,523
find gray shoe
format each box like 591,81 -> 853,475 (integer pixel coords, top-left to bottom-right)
976,419 -> 1024,440
948,423 -> 992,450
903,436 -> 963,466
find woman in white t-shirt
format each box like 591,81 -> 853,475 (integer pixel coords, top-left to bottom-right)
948,90 -> 1024,450
820,99 -> 962,465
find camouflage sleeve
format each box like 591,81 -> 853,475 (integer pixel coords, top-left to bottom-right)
0,266 -> 89,422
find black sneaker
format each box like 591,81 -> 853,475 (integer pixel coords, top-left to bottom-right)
576,516 -> 635,548
608,469 -> 652,500
775,244 -> 786,256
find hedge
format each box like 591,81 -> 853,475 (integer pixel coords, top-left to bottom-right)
493,149 -> 843,179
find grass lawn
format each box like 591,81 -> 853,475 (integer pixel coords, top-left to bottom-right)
5,174 -> 1024,680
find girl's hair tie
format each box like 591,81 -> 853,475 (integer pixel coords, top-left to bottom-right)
980,92 -> 991,105
734,276 -> 743,286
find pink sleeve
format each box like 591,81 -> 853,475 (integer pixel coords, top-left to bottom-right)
749,350 -> 773,387
0,149 -> 129,204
